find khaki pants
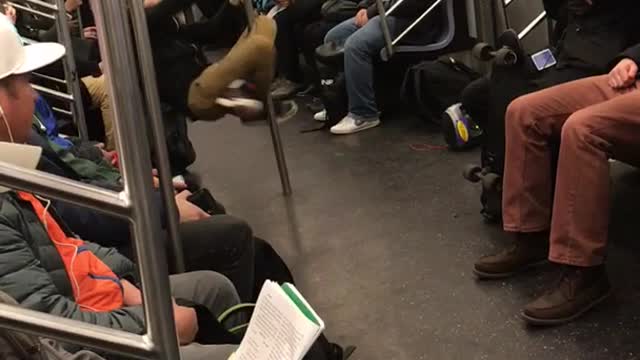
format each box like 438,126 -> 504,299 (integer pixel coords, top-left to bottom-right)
503,75 -> 640,266
82,75 -> 115,150
188,15 -> 276,120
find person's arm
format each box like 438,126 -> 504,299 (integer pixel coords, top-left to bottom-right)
83,241 -> 138,280
0,218 -> 145,334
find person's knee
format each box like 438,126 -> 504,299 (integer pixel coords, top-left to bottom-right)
190,270 -> 239,302
561,110 -> 594,146
343,31 -> 371,57
505,94 -> 539,132
221,216 -> 254,251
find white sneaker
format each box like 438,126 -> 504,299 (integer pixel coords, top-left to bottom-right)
330,115 -> 380,135
313,109 -> 327,122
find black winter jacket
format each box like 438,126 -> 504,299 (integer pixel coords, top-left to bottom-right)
544,0 -> 640,73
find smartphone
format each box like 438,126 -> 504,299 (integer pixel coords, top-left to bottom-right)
187,188 -> 226,215
531,48 -> 557,71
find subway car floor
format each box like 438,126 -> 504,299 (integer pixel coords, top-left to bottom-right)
189,105 -> 640,360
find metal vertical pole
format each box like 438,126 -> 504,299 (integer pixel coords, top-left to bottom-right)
241,0 -> 292,195
54,0 -> 89,140
128,0 -> 185,273
266,97 -> 292,195
91,1 -> 181,359
376,0 -> 394,59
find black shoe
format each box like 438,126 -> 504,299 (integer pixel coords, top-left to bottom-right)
522,265 -> 612,326
271,78 -> 304,100
473,232 -> 549,279
240,100 -> 298,127
329,343 -> 356,360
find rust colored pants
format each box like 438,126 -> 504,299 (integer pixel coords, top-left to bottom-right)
187,15 -> 276,120
503,75 -> 640,266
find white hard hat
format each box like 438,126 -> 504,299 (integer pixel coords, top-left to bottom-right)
0,14 -> 65,81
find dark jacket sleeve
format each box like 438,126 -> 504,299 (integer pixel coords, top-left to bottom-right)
543,0 -> 568,21
618,44 -> 640,67
0,217 -> 145,334
52,189 -> 166,254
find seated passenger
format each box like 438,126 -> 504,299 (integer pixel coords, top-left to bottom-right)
144,0 -> 278,121
29,94 -> 292,303
473,43 -> 640,325
0,15 -> 241,358
28,114 -> 261,301
1,2 -> 116,150
321,0 -> 443,134
463,0 -> 639,130
268,0 -> 325,99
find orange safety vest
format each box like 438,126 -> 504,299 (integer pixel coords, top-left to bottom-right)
18,192 -> 124,312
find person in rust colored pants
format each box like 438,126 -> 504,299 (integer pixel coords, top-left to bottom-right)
473,43 -> 640,326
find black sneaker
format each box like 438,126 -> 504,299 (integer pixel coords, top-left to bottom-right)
271,78 -> 304,100
473,232 -> 549,279
522,265 -> 612,326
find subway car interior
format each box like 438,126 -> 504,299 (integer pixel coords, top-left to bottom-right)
0,0 -> 639,359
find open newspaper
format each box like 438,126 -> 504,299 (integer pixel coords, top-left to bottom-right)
231,281 -> 325,360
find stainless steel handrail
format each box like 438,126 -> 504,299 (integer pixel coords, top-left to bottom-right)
8,2 -> 55,19
93,0 -> 181,358
54,0 -> 89,140
32,83 -> 74,101
518,10 -> 546,40
128,0 -> 186,273
391,0 -> 443,46
0,0 -> 184,358
376,0 -> 395,59
242,0 -> 293,195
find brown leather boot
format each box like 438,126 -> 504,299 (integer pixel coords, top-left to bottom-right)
522,265 -> 611,326
473,232 -> 549,279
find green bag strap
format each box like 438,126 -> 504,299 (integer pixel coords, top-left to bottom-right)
218,303 -> 256,324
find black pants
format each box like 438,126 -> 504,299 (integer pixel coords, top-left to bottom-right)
274,0 -> 325,82
146,0 -> 244,47
179,215 -> 256,302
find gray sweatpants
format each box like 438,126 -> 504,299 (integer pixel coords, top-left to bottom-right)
171,271 -> 241,360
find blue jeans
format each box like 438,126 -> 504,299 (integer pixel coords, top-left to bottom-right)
325,15 -> 408,119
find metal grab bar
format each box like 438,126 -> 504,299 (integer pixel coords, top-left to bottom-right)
376,0 -> 394,58
92,0 -> 181,357
15,0 -> 57,12
33,71 -> 67,85
241,0 -> 293,196
0,0 -> 184,358
54,0 -> 89,141
518,10 -> 546,40
7,2 -> 55,20
32,83 -> 74,101
128,0 -> 186,273
377,0 -> 446,59
0,161 -> 129,218
391,0 -> 443,46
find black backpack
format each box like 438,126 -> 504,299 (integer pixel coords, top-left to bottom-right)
402,57 -> 480,124
302,72 -> 348,133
